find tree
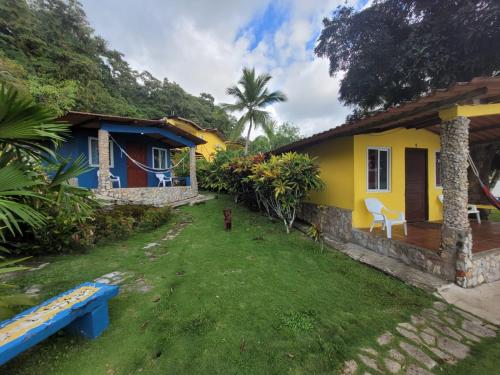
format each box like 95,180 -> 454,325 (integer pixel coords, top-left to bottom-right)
249,119 -> 302,153
315,0 -> 500,115
0,0 -> 237,136
223,67 -> 287,155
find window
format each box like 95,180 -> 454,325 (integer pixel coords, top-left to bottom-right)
88,137 -> 114,168
152,147 -> 168,170
435,151 -> 442,187
367,147 -> 390,191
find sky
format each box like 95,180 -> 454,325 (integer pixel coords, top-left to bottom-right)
81,0 -> 369,137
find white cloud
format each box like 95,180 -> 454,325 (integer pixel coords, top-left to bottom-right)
81,0 -> 356,137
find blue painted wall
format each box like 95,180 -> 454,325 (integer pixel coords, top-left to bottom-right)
58,128 -> 174,189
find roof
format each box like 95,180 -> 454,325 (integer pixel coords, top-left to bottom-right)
274,77 -> 500,153
59,111 -> 206,147
166,116 -> 204,130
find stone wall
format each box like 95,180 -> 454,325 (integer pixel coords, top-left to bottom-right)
297,202 -> 353,242
93,187 -> 197,206
469,249 -> 500,287
351,229 -> 456,281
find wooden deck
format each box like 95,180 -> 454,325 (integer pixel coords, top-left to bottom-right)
359,221 -> 500,254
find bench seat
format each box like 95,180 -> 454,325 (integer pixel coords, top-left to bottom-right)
0,282 -> 119,366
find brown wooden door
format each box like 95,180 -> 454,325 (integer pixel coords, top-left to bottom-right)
127,143 -> 148,187
405,148 -> 428,222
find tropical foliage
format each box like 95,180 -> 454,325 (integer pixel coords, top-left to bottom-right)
250,153 -> 324,233
315,0 -> 500,116
198,150 -> 323,232
250,119 -> 302,153
224,67 -> 287,154
0,0 -> 236,134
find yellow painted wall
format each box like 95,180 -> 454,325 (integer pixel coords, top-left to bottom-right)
166,118 -> 226,160
352,128 -> 443,228
195,130 -> 226,160
301,137 -> 355,210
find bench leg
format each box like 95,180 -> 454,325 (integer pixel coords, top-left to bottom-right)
65,303 -> 110,339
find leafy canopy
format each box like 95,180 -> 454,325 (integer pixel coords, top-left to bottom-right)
0,0 -> 236,134
315,0 -> 500,116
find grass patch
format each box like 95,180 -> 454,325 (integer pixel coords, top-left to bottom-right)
4,195 -> 498,374
490,209 -> 500,222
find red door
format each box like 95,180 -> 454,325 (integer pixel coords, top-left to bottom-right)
127,143 -> 148,187
405,148 -> 428,222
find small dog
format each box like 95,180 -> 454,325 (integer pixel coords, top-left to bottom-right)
223,208 -> 232,231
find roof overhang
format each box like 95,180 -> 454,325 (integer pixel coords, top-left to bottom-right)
274,77 -> 500,153
59,111 -> 207,148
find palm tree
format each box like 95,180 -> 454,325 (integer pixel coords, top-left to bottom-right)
224,67 -> 287,155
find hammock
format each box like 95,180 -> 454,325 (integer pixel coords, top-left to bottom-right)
468,154 -> 500,210
109,135 -> 188,174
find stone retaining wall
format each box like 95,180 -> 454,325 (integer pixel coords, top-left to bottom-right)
351,229 -> 456,281
470,249 -> 500,287
297,202 -> 353,242
93,187 -> 196,206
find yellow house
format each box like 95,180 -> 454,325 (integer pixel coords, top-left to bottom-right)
305,129 -> 443,228
166,116 -> 226,160
277,127 -> 443,229
275,77 -> 500,287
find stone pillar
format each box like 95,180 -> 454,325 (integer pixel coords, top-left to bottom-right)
439,116 -> 473,287
97,129 -> 111,192
189,146 -> 198,195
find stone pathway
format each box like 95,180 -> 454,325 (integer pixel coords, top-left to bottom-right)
94,271 -> 132,285
162,220 -> 191,241
341,301 -> 498,374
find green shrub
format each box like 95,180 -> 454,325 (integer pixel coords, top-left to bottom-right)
198,149 -> 323,233
93,205 -> 173,243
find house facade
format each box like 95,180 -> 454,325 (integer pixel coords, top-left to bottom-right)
275,77 -> 500,288
166,116 -> 226,160
58,111 -> 206,206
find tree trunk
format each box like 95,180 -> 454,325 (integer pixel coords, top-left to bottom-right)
244,117 -> 253,155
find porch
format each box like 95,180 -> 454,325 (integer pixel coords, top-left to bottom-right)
59,111 -> 207,206
360,221 -> 500,254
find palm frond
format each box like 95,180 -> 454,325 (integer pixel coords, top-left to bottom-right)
0,84 -> 69,159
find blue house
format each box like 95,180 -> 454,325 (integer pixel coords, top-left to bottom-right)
58,111 -> 206,205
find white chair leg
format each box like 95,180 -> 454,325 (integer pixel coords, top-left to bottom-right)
386,223 -> 392,239
370,222 -> 375,232
403,222 -> 408,236
476,212 -> 481,224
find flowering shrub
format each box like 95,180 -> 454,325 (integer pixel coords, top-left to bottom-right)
199,150 -> 323,233
249,153 -> 324,233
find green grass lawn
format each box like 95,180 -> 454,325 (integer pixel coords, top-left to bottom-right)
3,196 -> 498,374
490,209 -> 500,222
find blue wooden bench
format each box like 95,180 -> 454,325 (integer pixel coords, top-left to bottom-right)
0,282 -> 119,366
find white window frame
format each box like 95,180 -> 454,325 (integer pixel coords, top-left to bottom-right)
88,137 -> 114,168
366,147 -> 391,192
152,147 -> 169,170
435,151 -> 442,188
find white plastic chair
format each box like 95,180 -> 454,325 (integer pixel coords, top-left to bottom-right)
97,170 -> 121,188
156,173 -> 173,187
364,198 -> 407,239
438,194 -> 481,223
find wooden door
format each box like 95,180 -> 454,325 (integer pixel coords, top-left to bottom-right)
405,148 -> 428,222
127,143 -> 148,187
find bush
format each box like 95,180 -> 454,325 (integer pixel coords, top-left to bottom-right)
199,150 -> 323,233
93,205 -> 173,243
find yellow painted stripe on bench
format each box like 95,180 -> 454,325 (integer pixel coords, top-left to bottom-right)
0,286 -> 99,346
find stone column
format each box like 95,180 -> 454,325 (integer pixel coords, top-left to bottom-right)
97,129 -> 111,192
189,146 -> 198,195
439,116 -> 473,287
